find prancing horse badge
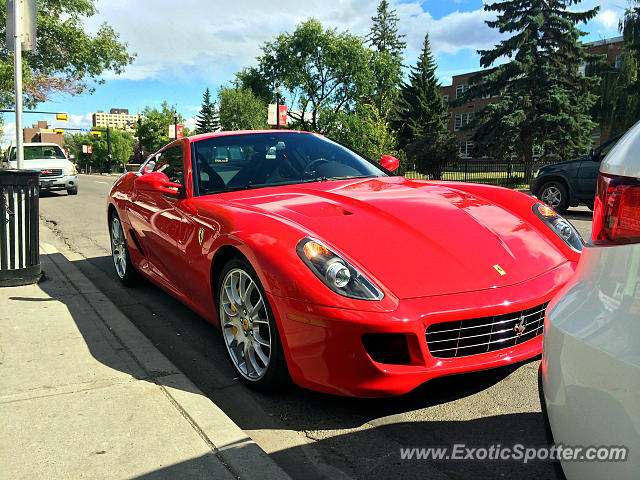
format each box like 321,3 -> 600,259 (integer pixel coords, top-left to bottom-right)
493,264 -> 506,276
198,227 -> 205,245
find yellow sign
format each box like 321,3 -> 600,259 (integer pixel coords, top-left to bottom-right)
56,113 -> 68,121
91,131 -> 102,137
493,264 -> 507,276
54,129 -> 65,135
198,227 -> 204,245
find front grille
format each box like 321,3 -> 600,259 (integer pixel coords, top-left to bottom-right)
425,302 -> 548,359
40,169 -> 62,178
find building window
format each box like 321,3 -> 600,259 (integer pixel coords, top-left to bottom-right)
459,142 -> 473,158
454,113 -> 473,131
442,95 -> 448,104
578,62 -> 586,76
615,55 -> 622,69
455,84 -> 469,99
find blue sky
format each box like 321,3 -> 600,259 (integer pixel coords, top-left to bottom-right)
1,0 -> 625,143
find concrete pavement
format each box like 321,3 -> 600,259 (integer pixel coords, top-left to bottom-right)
0,220 -> 290,479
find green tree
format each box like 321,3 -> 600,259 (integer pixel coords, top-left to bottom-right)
195,88 -> 219,134
135,102 -> 186,153
259,19 -> 374,132
0,0 -> 135,108
217,86 -> 266,130
405,131 -> 459,179
235,67 -> 273,104
366,0 -> 406,65
393,34 -> 449,149
461,0 -> 599,181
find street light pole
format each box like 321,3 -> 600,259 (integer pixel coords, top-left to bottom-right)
13,0 -> 24,169
106,126 -> 112,173
273,85 -> 282,129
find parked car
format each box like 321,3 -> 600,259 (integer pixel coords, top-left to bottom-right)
4,143 -> 78,195
540,122 -> 640,479
107,130 -> 582,397
531,132 -> 624,213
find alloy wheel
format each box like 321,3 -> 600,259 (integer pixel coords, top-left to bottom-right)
111,217 -> 127,279
541,186 -> 562,209
220,268 -> 272,380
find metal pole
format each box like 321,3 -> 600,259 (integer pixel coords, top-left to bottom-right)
107,126 -> 112,172
13,0 -> 24,169
276,92 -> 280,128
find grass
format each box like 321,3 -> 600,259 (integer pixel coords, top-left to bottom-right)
404,171 -> 530,189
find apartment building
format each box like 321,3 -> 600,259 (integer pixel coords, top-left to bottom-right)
440,36 -> 625,160
92,108 -> 139,131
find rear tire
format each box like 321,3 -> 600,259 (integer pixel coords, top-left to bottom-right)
539,181 -> 569,213
109,212 -> 141,287
67,186 -> 78,195
217,256 -> 289,391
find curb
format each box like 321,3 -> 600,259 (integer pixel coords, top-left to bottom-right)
39,240 -> 291,480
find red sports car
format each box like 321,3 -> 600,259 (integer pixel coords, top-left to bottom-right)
107,130 -> 582,397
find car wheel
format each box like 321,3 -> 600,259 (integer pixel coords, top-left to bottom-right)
217,257 -> 289,391
109,212 -> 140,286
539,181 -> 569,213
67,186 -> 78,195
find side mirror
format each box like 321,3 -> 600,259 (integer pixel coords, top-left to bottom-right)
380,155 -> 400,172
135,171 -> 184,197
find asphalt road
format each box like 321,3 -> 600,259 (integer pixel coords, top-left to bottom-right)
38,174 -> 594,480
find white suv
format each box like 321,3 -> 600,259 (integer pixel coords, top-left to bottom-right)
541,122 -> 640,479
5,143 -> 78,195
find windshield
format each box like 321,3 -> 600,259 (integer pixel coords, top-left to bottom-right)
9,145 -> 67,161
192,132 -> 389,195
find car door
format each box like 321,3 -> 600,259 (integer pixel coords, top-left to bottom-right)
576,137 -> 619,202
128,142 -> 197,293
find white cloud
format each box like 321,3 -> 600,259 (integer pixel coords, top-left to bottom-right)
596,9 -> 619,30
87,0 -> 501,83
184,117 -> 197,132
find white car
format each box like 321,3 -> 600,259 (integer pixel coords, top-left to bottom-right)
5,143 -> 78,195
541,122 -> 640,479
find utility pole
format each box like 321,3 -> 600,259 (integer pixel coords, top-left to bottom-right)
106,126 -> 112,173
12,0 -> 24,169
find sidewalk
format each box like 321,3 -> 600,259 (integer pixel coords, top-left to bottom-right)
0,222 -> 290,479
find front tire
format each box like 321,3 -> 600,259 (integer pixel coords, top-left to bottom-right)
539,181 -> 569,213
217,257 -> 289,391
109,212 -> 140,286
67,186 -> 78,195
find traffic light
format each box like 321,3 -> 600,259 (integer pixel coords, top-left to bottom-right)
91,130 -> 102,137
54,128 -> 65,135
56,113 -> 68,121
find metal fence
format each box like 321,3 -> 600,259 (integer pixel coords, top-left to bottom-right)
403,158 -> 553,188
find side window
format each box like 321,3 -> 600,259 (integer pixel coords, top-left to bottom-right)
153,145 -> 184,184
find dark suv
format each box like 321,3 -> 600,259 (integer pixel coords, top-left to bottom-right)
531,133 -> 623,213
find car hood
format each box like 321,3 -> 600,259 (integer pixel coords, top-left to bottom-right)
223,177 -> 569,299
538,157 -> 584,172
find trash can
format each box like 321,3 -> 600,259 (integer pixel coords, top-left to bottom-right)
0,169 -> 41,286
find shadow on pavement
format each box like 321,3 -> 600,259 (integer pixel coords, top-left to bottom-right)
38,250 -> 560,480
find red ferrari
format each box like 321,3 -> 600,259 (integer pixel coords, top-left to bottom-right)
107,130 -> 582,397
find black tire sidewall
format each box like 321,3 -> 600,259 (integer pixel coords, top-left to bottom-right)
217,257 -> 289,390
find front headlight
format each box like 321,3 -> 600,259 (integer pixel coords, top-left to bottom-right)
533,203 -> 583,252
64,165 -> 77,175
296,238 -> 384,300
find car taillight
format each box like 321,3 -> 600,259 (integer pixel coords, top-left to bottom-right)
592,173 -> 640,245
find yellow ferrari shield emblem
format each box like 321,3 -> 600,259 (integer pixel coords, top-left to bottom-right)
493,264 -> 506,276
198,227 -> 205,246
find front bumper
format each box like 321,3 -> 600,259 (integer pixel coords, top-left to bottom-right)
271,260 -> 576,397
40,174 -> 78,190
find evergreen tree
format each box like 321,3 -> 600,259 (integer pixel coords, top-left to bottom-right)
366,0 -> 407,65
393,34 -> 449,149
461,0 -> 599,181
195,88 -> 219,134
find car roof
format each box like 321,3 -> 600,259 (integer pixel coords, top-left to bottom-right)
188,129 -> 318,142
601,121 -> 640,178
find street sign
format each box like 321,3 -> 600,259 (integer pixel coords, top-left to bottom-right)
54,129 -> 65,135
91,131 -> 102,137
176,125 -> 184,139
268,104 -> 277,125
82,145 -> 87,154
279,105 -> 287,126
56,113 -> 68,121
87,145 -> 92,154
6,0 -> 37,51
